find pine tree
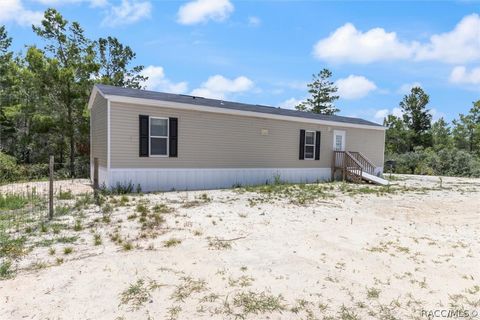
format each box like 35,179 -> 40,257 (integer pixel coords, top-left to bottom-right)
400,87 -> 432,149
296,69 -> 339,115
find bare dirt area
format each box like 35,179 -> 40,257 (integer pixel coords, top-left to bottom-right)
1,175 -> 479,320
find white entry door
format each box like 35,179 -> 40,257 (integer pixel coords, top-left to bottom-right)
333,130 -> 346,151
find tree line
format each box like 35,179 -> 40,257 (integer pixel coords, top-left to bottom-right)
0,9 -> 146,181
384,90 -> 480,177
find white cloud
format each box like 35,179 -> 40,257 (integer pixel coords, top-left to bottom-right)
191,75 -> 254,99
177,0 -> 234,25
449,66 -> 480,85
373,107 -> 403,121
415,14 -> 480,63
248,16 -> 261,27
392,107 -> 403,118
336,75 -> 377,99
374,109 -> 389,120
141,66 -> 188,94
102,0 -> 151,27
397,82 -> 422,94
313,23 -> 415,63
313,14 -> 480,64
277,97 -> 305,110
0,0 -> 43,26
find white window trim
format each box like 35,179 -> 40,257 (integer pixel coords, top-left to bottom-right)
304,130 -> 316,160
149,116 -> 169,157
333,130 -> 346,151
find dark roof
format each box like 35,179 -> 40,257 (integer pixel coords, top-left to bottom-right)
95,84 -> 383,128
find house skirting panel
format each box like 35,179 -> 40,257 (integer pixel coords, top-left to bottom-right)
106,167 -> 332,192
374,167 -> 384,176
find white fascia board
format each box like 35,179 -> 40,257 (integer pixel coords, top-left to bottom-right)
105,94 -> 386,131
87,86 -> 106,110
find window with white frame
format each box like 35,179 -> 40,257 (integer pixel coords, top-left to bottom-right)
150,117 -> 168,156
304,131 -> 315,159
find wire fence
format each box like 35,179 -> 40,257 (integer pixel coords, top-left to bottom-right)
0,156 -> 93,241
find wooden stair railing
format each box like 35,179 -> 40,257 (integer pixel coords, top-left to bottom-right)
349,151 -> 376,175
332,151 -> 364,183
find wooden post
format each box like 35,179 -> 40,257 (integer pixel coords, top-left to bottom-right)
49,155 -> 54,220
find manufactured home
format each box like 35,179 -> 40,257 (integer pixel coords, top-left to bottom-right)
89,84 -> 387,192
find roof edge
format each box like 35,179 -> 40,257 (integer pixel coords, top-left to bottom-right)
103,92 -> 386,131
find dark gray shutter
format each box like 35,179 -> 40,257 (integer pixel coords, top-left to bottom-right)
139,115 -> 149,157
299,129 -> 305,160
315,131 -> 321,160
169,117 -> 178,157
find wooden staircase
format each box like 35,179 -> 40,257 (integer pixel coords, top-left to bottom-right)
332,151 -> 388,185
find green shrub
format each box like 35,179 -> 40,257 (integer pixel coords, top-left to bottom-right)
386,147 -> 480,177
0,152 -> 22,183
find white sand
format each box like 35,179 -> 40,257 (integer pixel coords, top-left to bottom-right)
1,175 -> 479,319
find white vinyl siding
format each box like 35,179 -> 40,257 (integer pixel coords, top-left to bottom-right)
109,101 -> 385,169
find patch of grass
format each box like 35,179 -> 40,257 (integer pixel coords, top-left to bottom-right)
140,213 -> 166,231
48,247 -> 56,255
35,236 -> 77,247
0,234 -> 26,258
171,276 -> 206,302
56,257 -> 64,265
102,203 -> 113,214
228,275 -> 254,287
197,193 -> 211,202
57,189 -> 74,200
181,193 -> 212,208
54,205 -> 71,216
239,182 -> 335,205
63,247 -> 73,255
181,200 -> 202,208
208,238 -> 232,250
136,203 -> 149,215
367,287 -> 381,299
152,203 -> 174,214
74,193 -> 94,209
337,304 -> 360,320
163,237 -> 182,248
105,182 -> 135,195
30,260 -> 48,270
228,291 -> 286,317
93,233 -> 102,246
0,260 -> 14,279
39,223 -> 48,233
119,278 -> 161,311
119,195 -> 129,205
123,242 -> 133,251
167,306 -> 182,320
0,193 -> 29,210
73,219 -> 83,231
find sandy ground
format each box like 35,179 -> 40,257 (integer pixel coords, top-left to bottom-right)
1,175 -> 479,320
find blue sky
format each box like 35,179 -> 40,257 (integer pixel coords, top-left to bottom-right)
2,0 -> 480,124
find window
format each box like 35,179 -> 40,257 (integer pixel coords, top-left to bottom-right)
150,117 -> 168,156
335,135 -> 343,151
304,131 -> 315,159
333,130 -> 345,151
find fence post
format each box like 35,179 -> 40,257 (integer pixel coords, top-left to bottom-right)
49,155 -> 54,220
93,158 -> 99,204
